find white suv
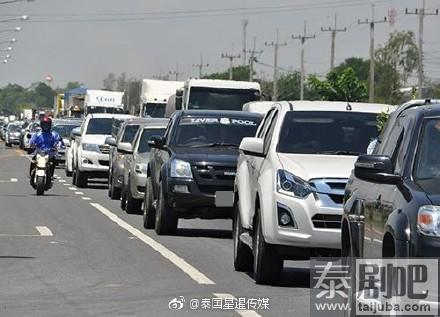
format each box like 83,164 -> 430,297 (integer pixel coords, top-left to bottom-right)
234,101 -> 394,284
71,113 -> 134,188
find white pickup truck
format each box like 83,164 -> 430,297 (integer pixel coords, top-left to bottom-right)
71,113 -> 134,188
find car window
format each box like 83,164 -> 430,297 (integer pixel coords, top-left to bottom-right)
414,118 -> 440,180
137,128 -> 166,153
121,125 -> 140,144
263,111 -> 278,154
164,119 -> 174,145
256,108 -> 274,138
86,118 -> 114,135
380,118 -> 404,159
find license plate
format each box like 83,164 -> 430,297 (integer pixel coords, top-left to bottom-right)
215,191 -> 234,207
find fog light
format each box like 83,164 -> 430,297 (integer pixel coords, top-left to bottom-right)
277,203 -> 297,228
280,212 -> 291,225
173,185 -> 189,193
82,158 -> 91,164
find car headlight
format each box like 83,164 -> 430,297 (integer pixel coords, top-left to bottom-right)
135,163 -> 148,174
277,170 -> 314,199
417,205 -> 440,237
82,143 -> 100,152
170,159 -> 193,179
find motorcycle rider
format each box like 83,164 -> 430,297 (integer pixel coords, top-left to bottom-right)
29,116 -> 64,186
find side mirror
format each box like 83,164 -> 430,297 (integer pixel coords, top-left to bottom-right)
117,142 -> 133,154
148,136 -> 166,149
71,127 -> 81,138
175,89 -> 183,110
105,136 -> 117,147
354,155 -> 402,185
239,137 -> 265,157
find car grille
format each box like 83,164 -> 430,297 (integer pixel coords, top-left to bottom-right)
309,178 -> 348,208
99,160 -> 109,166
312,214 -> 342,229
192,165 -> 237,181
99,145 -> 110,154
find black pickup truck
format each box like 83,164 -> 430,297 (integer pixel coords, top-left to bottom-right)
144,110 -> 261,235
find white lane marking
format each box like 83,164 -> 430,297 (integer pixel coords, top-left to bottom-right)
74,191 -> 84,195
81,197 -> 91,201
59,179 -> 66,183
68,187 -> 77,191
373,239 -> 383,244
90,203 -> 215,285
63,184 -> 70,186
36,226 -> 53,236
10,178 -> 17,182
213,293 -> 262,317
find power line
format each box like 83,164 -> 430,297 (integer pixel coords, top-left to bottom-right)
247,37 -> 263,82
321,14 -> 347,70
192,55 -> 209,78
265,29 -> 287,101
221,45 -> 241,80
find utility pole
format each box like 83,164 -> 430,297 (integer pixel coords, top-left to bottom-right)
242,19 -> 248,66
221,45 -> 241,80
265,29 -> 287,101
169,63 -> 183,81
321,14 -> 346,70
358,4 -> 387,103
192,55 -> 209,78
247,37 -> 263,82
406,1 -> 439,99
292,21 -> 315,100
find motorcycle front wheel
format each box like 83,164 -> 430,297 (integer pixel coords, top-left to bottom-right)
36,176 -> 45,196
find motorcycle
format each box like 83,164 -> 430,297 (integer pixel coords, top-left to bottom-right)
31,148 -> 54,196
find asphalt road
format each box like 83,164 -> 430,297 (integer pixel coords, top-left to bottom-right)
0,142 -> 311,317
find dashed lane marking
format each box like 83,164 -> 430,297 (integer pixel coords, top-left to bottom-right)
90,202 -> 215,285
68,187 -> 77,191
10,178 -> 17,182
213,293 -> 262,317
81,197 -> 91,201
36,226 -> 53,236
74,192 -> 84,195
59,179 -> 66,183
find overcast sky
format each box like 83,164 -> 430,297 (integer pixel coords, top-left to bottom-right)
0,0 -> 439,89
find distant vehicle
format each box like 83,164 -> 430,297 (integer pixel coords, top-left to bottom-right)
342,99 -> 440,312
84,89 -> 125,115
21,109 -> 33,121
106,118 -> 150,200
5,122 -> 24,147
119,118 -> 168,215
233,101 -> 395,284
23,122 -> 41,154
147,110 -> 261,234
139,79 -> 183,118
164,79 -> 261,116
52,119 -> 82,165
70,113 -> 134,188
242,101 -> 275,114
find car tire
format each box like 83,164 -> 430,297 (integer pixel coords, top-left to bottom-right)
253,210 -> 283,285
155,181 -> 178,235
233,200 -> 253,272
125,178 -> 142,214
143,176 -> 155,229
65,167 -> 72,177
120,184 -> 127,210
109,176 -> 121,200
72,165 -> 77,185
75,168 -> 88,188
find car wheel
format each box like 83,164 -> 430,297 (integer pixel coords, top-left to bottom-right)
75,168 -> 88,188
253,210 -> 283,285
65,167 -> 72,177
120,184 -> 127,210
36,176 -> 45,196
143,176 -> 155,229
125,178 -> 142,214
233,200 -> 253,272
109,175 -> 121,200
155,181 -> 178,235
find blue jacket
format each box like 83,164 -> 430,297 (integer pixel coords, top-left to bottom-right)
30,130 -> 64,157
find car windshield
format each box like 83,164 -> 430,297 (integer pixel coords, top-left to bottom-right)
9,125 -> 21,132
138,128 -> 166,153
415,119 -> 440,180
277,111 -> 379,155
86,118 -> 115,135
142,103 -> 166,118
188,87 -> 259,111
173,116 -> 260,147
53,124 -> 80,138
121,125 -> 140,143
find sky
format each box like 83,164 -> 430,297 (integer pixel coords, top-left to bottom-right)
0,0 -> 439,89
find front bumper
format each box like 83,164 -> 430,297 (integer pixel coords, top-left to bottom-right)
7,136 -> 20,144
130,172 -> 147,200
263,191 -> 341,250
78,150 -> 109,173
165,178 -> 234,219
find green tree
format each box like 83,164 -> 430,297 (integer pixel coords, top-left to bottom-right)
308,67 -> 368,101
334,57 -> 369,82
204,66 -> 251,81
64,81 -> 83,91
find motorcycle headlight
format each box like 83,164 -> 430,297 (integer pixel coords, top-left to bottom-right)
82,143 -> 100,152
277,170 -> 314,199
417,205 -> 440,237
170,159 -> 193,179
135,163 -> 148,174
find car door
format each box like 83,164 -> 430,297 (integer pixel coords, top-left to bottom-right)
151,118 -> 173,195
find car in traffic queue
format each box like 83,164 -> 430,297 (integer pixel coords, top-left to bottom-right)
119,118 -> 168,215
52,119 -> 82,165
106,118 -> 150,200
145,110 -> 262,234
70,113 -> 134,188
5,122 -> 24,147
21,121 -> 41,154
233,101 -> 395,285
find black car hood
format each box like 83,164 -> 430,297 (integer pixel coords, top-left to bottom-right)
171,146 -> 239,166
416,178 -> 440,204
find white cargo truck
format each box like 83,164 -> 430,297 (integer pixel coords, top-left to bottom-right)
165,79 -> 261,117
84,90 -> 125,115
139,79 -> 183,118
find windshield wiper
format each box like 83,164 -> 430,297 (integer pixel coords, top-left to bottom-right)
190,143 -> 239,148
318,150 -> 360,156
